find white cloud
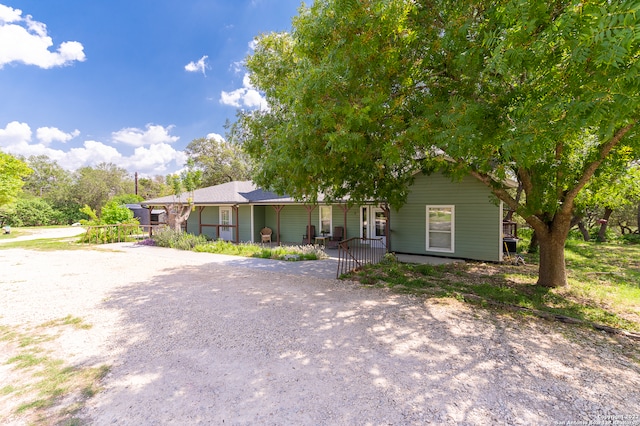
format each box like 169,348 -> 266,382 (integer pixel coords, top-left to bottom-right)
0,120 -> 32,146
112,124 -> 179,147
184,55 -> 208,75
62,140 -> 123,170
205,132 -> 225,142
0,121 -> 186,175
36,126 -> 80,145
220,73 -> 267,109
0,4 -> 86,69
0,4 -> 22,23
124,143 -> 187,174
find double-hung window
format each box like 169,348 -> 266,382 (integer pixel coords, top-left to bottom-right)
426,206 -> 454,252
319,205 -> 332,236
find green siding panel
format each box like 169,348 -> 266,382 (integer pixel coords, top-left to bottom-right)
238,205 -> 252,242
198,206 -> 220,240
391,173 -> 501,262
253,206 -> 266,242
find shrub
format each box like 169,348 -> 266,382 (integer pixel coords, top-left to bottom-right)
153,228 -> 207,250
101,201 -> 134,224
9,198 -> 58,227
621,233 -> 640,244
79,204 -> 141,244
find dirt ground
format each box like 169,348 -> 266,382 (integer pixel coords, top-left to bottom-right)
1,238 -> 639,425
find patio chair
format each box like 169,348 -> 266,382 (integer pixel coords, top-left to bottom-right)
303,225 -> 316,244
260,227 -> 272,244
327,226 -> 344,249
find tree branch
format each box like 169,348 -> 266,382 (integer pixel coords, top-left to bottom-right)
562,120 -> 637,215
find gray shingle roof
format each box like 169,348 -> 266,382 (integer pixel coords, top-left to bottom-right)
142,181 -> 325,206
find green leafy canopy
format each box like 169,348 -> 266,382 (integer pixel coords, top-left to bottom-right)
0,152 -> 32,207
235,0 -> 640,287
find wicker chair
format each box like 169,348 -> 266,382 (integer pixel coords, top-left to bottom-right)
260,227 -> 272,244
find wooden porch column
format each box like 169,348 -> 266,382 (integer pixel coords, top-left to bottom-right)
304,205 -> 317,244
337,204 -> 350,238
271,205 -> 284,245
146,206 -> 153,237
233,205 -> 239,243
198,206 -> 205,236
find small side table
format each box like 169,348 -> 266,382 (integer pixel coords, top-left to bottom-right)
314,236 -> 328,246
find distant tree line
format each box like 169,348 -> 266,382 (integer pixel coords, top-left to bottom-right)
0,135 -> 253,227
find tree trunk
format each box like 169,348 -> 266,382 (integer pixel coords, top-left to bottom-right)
596,207 -> 613,242
577,221 -> 591,241
164,204 -> 193,232
536,230 -> 569,287
530,212 -> 572,288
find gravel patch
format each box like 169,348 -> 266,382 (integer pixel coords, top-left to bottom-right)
0,243 -> 639,425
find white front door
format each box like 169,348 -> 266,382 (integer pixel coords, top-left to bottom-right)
361,206 -> 387,246
372,207 -> 387,246
219,207 -> 233,241
361,206 -> 369,242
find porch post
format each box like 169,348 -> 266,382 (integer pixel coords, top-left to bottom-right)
198,206 -> 205,236
337,203 -> 350,238
146,206 -> 153,237
271,205 -> 284,245
233,205 -> 239,242
304,205 -> 316,244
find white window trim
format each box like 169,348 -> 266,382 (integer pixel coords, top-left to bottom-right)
360,206 -> 368,239
319,205 -> 333,236
426,205 -> 455,253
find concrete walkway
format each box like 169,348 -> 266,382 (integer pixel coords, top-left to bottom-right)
0,226 -> 85,243
396,253 -> 465,265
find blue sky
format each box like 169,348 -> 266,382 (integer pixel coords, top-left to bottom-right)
0,0 -> 302,175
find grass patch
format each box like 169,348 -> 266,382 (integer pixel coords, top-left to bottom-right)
350,241 -> 640,334
1,316 -> 109,425
39,315 -> 93,330
0,238 -> 85,251
0,229 -> 29,240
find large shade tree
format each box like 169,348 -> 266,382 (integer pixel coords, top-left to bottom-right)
0,151 -> 31,207
235,0 -> 640,287
185,135 -> 252,187
72,163 -> 134,214
163,161 -> 203,232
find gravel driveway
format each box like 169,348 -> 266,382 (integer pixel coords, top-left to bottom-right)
1,242 -> 639,425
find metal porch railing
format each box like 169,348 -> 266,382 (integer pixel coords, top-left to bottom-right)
336,237 -> 386,278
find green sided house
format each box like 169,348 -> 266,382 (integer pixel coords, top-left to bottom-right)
142,172 -> 508,262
